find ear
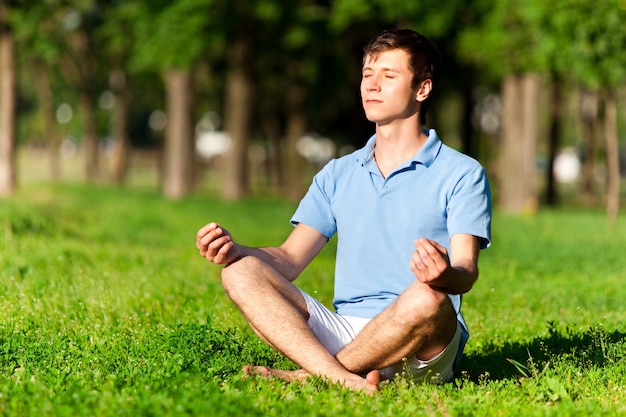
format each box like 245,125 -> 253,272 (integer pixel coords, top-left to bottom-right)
415,79 -> 433,103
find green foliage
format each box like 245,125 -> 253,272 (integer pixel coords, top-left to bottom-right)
1,184 -> 626,416
547,0 -> 626,89
9,1 -> 64,64
457,0 -> 549,78
329,0 -> 462,38
7,0 -> 625,174
131,0 -> 216,72
457,0 -> 626,87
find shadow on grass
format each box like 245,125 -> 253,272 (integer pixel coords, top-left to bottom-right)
458,324 -> 626,381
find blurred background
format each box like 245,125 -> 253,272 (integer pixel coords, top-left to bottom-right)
0,0 -> 624,219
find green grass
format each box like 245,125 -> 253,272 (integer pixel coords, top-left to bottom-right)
1,183 -> 625,416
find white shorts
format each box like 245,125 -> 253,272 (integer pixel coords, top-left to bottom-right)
300,289 -> 462,384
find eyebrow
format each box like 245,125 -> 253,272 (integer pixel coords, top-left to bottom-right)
362,65 -> 402,73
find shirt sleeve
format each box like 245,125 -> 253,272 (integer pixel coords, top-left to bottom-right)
446,165 -> 492,249
290,161 -> 338,239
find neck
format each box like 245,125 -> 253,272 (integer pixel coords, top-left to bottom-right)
373,118 -> 428,177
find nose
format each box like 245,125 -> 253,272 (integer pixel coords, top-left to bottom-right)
362,74 -> 381,91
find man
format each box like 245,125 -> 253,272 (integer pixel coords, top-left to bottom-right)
196,29 -> 492,393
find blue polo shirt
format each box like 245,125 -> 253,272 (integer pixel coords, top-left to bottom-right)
291,129 -> 491,329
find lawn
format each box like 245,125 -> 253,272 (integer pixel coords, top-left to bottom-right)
0,183 -> 625,416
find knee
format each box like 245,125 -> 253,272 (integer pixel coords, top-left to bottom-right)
395,284 -> 454,324
220,256 -> 261,300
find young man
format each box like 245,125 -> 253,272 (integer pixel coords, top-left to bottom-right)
196,29 -> 492,393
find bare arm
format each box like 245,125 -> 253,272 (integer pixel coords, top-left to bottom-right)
409,233 -> 481,294
196,222 -> 328,282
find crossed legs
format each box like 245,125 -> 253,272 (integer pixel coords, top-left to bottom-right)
221,255 -> 458,392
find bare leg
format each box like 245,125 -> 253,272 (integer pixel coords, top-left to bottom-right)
221,256 -> 378,393
336,280 -> 458,375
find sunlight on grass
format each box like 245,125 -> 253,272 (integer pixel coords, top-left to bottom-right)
0,183 -> 625,416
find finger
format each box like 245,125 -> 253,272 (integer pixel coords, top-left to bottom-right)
426,239 -> 448,255
207,234 -> 231,253
417,239 -> 448,265
197,222 -> 218,238
213,241 -> 234,264
410,257 -> 422,272
198,231 -> 225,258
415,238 -> 448,258
197,223 -> 218,247
410,257 -> 428,283
410,248 -> 424,267
415,245 -> 435,266
199,227 -> 225,249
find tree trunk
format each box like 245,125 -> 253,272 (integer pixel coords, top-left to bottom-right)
580,89 -> 599,203
460,67 -> 477,158
80,89 -> 100,181
498,75 -> 524,212
545,79 -> 563,206
520,74 -> 539,211
33,63 -> 62,181
283,75 -> 307,200
65,28 -> 100,182
261,116 -> 283,190
162,69 -> 195,199
109,69 -> 132,184
0,3 -> 16,196
604,93 -> 620,222
221,34 -> 253,200
498,73 -> 540,213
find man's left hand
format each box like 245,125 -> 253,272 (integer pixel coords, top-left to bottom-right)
410,238 -> 451,285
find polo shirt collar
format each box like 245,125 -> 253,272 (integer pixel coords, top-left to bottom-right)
359,129 -> 442,168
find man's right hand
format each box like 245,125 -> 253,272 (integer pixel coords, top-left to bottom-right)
196,223 -> 242,265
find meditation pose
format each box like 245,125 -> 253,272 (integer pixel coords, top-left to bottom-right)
196,28 -> 492,392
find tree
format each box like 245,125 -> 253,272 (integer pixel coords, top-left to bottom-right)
132,0 -> 214,199
13,0 -> 142,185
220,2 -> 253,200
10,1 -> 66,181
458,0 -> 549,214
60,2 -> 106,182
252,1 -> 337,199
549,0 -> 626,221
545,74 -> 563,206
499,73 -> 540,213
0,3 -> 16,196
213,0 -> 332,200
98,1 -> 138,184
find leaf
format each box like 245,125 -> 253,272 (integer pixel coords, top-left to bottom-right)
506,357 -> 529,378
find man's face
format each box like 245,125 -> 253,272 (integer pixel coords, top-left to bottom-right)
360,49 -> 419,126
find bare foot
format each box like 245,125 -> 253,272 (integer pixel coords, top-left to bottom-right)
242,365 -> 310,382
342,372 -> 379,394
365,369 -> 383,386
242,365 -> 380,394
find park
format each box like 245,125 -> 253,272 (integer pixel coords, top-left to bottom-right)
1,1 -> 626,416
